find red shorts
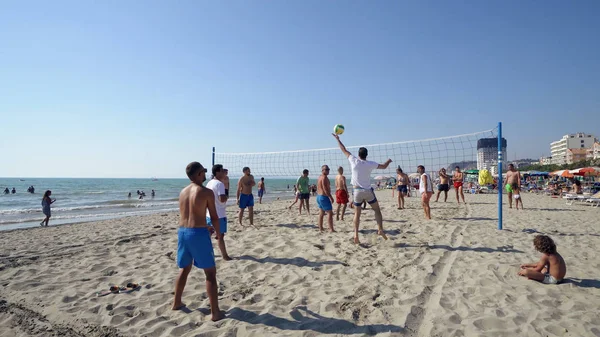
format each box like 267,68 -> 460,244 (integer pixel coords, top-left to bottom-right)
453,182 -> 463,189
336,190 -> 349,204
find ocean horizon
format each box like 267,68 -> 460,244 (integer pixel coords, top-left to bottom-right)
0,177 -> 299,231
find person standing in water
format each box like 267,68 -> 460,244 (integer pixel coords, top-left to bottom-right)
40,190 -> 56,227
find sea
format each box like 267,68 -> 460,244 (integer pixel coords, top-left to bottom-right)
0,178 -> 298,231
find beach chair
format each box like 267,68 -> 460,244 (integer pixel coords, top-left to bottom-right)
584,192 -> 600,208
563,194 -> 588,205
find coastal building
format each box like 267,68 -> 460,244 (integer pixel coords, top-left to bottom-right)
550,133 -> 597,165
477,138 -> 507,171
539,156 -> 553,165
586,142 -> 600,160
566,149 -> 588,164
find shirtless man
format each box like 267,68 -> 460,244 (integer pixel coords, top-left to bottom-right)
452,166 -> 466,204
317,165 -> 335,232
435,168 -> 450,202
237,167 -> 256,226
505,163 -> 522,209
333,133 -> 391,244
172,162 -> 224,321
396,167 -> 409,209
257,177 -> 266,204
335,166 -> 349,221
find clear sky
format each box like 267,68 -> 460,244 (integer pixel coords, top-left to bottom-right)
1,0 -> 598,178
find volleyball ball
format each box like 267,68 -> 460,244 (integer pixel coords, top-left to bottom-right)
333,124 -> 345,135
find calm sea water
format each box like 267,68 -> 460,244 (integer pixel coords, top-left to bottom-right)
0,177 -> 297,231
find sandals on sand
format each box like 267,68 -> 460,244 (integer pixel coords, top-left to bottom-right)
96,283 -> 141,297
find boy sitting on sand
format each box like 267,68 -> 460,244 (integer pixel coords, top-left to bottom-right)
519,235 -> 566,284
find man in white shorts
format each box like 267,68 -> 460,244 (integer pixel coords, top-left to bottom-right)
333,133 -> 392,244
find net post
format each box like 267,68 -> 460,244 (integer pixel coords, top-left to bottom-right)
497,122 -> 503,230
212,147 -> 215,168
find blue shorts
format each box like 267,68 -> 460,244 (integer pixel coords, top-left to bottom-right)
207,217 -> 227,234
317,195 -> 333,211
258,189 -> 264,197
177,227 -> 215,269
239,193 -> 254,209
396,185 -> 408,193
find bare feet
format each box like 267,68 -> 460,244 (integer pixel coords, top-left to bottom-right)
329,228 -> 336,233
211,310 -> 226,322
378,230 -> 388,240
223,255 -> 233,261
172,302 -> 186,310
354,236 -> 360,244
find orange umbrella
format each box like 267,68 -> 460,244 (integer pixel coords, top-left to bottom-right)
575,167 -> 599,176
552,170 -> 574,178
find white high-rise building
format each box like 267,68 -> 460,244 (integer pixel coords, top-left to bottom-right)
550,133 -> 597,165
477,138 -> 507,171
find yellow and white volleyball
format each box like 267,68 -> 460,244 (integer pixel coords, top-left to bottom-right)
333,124 -> 345,135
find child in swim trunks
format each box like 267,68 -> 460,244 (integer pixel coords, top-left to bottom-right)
518,235 -> 566,284
512,183 -> 523,210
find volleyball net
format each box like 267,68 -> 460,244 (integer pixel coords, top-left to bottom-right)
213,128 -> 499,180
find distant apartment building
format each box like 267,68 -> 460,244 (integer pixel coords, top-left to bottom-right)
539,156 -> 553,165
550,133 -> 597,165
566,148 -> 588,164
586,142 -> 600,160
477,138 -> 507,171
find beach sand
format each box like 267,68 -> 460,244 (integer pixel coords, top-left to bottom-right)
1,191 -> 599,337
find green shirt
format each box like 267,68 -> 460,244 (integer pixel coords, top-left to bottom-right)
297,176 -> 309,194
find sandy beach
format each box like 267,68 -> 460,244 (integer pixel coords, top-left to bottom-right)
1,191 -> 599,337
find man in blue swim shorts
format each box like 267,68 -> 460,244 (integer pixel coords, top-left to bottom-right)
237,167 -> 256,227
316,165 -> 335,232
172,162 -> 224,321
206,164 -> 232,261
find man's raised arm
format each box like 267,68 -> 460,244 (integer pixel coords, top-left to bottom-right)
332,134 -> 351,158
377,159 -> 393,170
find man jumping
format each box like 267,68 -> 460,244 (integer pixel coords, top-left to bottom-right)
332,133 -> 392,244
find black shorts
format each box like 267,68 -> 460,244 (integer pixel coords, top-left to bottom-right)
299,193 -> 310,200
437,184 -> 449,192
225,189 -> 229,197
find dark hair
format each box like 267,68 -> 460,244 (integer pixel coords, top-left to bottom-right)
303,169 -> 309,175
261,177 -> 264,181
534,235 -> 556,254
186,162 -> 205,180
358,147 -> 368,159
508,163 -> 515,168
243,167 -> 250,173
455,166 -> 460,169
338,166 -> 344,173
212,164 -> 223,176
43,190 -> 51,198
418,165 -> 425,171
574,179 -> 581,186
397,166 -> 403,173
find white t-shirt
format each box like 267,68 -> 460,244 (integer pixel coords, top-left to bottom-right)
419,173 -> 434,193
206,179 -> 227,218
348,155 -> 378,189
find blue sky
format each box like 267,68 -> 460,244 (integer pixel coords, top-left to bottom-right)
1,0 -> 598,178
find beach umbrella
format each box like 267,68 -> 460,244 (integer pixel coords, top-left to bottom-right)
552,170 -> 574,178
408,173 -> 420,179
374,175 -> 392,181
572,167 -> 600,176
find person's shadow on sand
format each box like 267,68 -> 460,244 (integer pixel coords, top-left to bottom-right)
237,255 -> 348,268
226,306 -> 403,335
562,278 -> 600,289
